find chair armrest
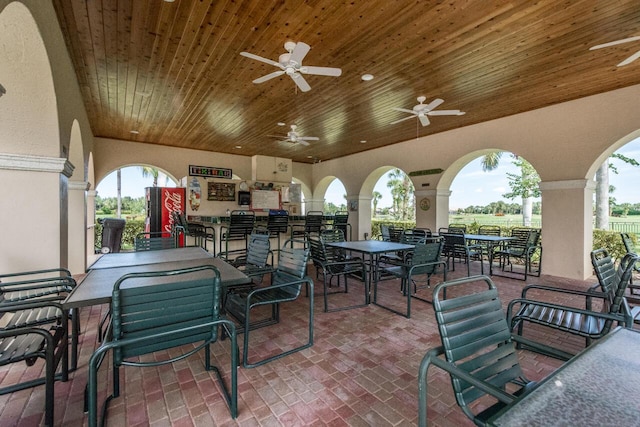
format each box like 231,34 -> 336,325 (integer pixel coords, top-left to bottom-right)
246,277 -> 314,301
507,298 -> 630,327
521,283 -> 605,299
0,276 -> 76,292
0,268 -> 72,281
407,260 -> 448,276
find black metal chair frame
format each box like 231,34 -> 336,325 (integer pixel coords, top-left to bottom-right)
87,265 -> 238,427
225,241 -> 313,368
375,239 -> 447,318
506,249 -> 638,360
332,211 -> 351,241
495,228 -> 542,280
134,231 -> 178,251
266,209 -> 289,252
441,233 -> 484,276
0,300 -> 69,427
418,275 -> 541,427
172,211 -> 216,255
0,268 -> 79,370
309,234 -> 368,313
290,210 -> 325,242
219,210 -> 255,261
621,232 -> 640,293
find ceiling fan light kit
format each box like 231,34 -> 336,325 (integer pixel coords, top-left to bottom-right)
391,96 -> 465,127
268,124 -> 319,146
240,41 -> 342,92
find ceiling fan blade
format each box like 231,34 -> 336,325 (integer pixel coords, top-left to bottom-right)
590,36 -> 640,50
426,98 -> 444,111
289,42 -> 310,64
419,115 -> 431,126
390,115 -> 415,125
267,134 -> 287,139
428,110 -> 464,116
392,107 -> 416,114
240,51 -> 282,67
299,136 -> 319,141
291,73 -> 311,92
298,140 -> 310,146
300,66 -> 342,76
618,49 -> 640,66
253,70 -> 285,84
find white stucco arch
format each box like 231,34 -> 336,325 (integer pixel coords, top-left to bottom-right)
0,1 -> 58,155
96,164 -> 180,193
586,129 -> 640,181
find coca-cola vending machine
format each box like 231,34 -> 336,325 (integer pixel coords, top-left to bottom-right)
145,187 -> 186,245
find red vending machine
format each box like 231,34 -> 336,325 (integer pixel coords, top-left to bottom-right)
145,187 -> 186,245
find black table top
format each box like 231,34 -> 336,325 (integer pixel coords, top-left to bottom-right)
88,247 -> 212,270
325,240 -> 415,254
64,257 -> 250,309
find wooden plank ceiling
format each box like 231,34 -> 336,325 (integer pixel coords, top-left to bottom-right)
52,0 -> 640,164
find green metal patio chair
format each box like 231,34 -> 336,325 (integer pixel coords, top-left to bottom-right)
309,234 -> 368,313
375,239 -> 447,318
418,275 -> 538,427
507,249 -> 638,360
87,265 -> 238,427
225,241 -> 313,368
134,231 -> 177,251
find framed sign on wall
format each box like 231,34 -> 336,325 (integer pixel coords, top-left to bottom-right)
207,182 -> 236,201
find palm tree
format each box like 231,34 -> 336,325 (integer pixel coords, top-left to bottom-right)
386,169 -> 415,221
372,191 -> 382,217
594,153 -> 639,230
481,152 -> 539,226
140,166 -> 159,187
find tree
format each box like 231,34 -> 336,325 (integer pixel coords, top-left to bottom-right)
502,157 -> 541,226
140,166 -> 159,187
482,152 -> 540,226
595,153 -> 639,230
372,191 -> 382,217
386,169 -> 415,221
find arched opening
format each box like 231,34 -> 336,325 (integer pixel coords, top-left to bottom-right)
292,177 -> 311,215
588,131 -> 640,255
449,151 -> 542,229
95,165 -> 179,220
315,176 -> 347,214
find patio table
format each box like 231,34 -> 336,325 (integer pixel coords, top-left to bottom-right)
488,327 -> 640,426
88,246 -> 212,270
64,256 -> 250,309
462,234 -> 517,275
324,240 -> 414,304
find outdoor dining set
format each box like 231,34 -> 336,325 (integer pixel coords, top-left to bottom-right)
1,216 -> 638,426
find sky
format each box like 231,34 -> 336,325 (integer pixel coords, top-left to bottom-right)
97,138 -> 640,208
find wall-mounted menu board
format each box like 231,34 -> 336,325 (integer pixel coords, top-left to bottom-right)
251,189 -> 281,210
207,182 -> 236,201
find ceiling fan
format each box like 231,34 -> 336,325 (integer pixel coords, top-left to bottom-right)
391,96 -> 465,127
268,125 -> 318,146
240,41 -> 342,92
590,35 -> 640,66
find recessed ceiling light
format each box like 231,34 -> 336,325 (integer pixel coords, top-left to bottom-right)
163,0 -> 175,2
277,122 -> 286,126
235,145 -> 242,149
130,130 -> 139,135
361,74 -> 374,81
360,140 -> 367,143
307,155 -> 313,158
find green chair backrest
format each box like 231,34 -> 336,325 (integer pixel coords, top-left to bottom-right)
591,249 -> 638,325
410,239 -> 445,276
245,233 -> 271,268
432,276 -> 526,418
111,265 -> 221,364
134,232 -> 176,251
272,245 -> 310,298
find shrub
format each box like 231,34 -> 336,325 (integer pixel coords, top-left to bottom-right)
593,229 -> 630,261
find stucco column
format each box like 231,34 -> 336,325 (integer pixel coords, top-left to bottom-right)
68,180 -> 88,274
415,189 -> 451,232
539,179 -> 595,280
87,189 -> 97,263
347,195 -> 371,240
0,153 -> 73,273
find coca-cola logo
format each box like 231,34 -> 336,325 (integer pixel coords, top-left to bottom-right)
164,190 -> 183,233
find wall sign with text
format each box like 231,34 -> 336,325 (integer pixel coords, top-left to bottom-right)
189,165 -> 232,179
